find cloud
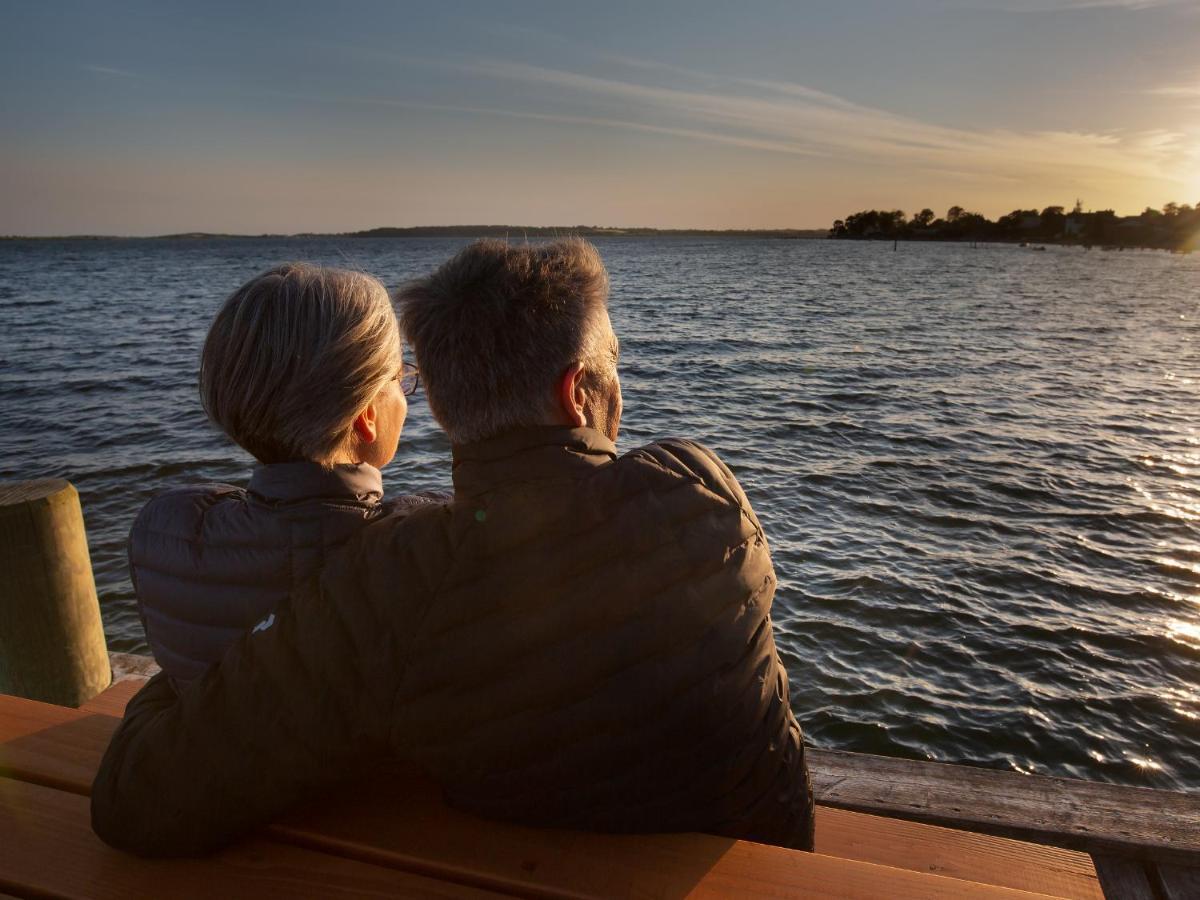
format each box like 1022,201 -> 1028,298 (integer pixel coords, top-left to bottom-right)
962,0 -> 1185,10
263,88 -> 822,158
452,58 -> 1190,189
1145,78 -> 1200,111
82,65 -> 137,78
1148,83 -> 1200,97
280,41 -> 1197,202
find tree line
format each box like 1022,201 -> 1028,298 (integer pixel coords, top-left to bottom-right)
829,201 -> 1200,250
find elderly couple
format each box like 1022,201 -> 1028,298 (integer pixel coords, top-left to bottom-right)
91,238 -> 815,856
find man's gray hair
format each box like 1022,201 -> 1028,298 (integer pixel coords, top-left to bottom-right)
397,238 -> 613,445
200,262 -> 400,466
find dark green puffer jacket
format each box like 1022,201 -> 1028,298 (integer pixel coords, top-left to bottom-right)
92,426 -> 814,856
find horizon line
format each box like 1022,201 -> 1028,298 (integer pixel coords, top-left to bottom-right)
1,224 -> 832,240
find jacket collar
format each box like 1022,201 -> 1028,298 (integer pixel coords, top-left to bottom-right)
451,426 -> 617,497
247,461 -> 383,506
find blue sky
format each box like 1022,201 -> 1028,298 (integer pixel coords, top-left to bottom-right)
3,0 -> 1199,233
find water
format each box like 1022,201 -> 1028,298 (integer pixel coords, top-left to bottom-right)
2,237 -> 1197,791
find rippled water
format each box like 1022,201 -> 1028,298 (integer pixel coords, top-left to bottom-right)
2,237 -> 1197,790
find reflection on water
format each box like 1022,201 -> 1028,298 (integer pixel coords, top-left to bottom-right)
1167,619 -> 1200,650
0,237 -> 1198,789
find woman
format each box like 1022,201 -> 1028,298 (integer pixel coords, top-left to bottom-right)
129,262 -> 432,687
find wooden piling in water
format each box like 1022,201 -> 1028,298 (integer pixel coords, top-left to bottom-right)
0,479 -> 111,706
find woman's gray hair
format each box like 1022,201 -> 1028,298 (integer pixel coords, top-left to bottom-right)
397,238 -> 613,445
200,262 -> 400,466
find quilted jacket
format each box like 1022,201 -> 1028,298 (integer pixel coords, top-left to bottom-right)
92,426 -> 815,856
130,462 -> 394,686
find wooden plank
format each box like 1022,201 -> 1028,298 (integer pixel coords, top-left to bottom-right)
276,776 -> 1062,900
818,807 -> 1101,899
79,677 -> 143,717
0,693 -> 1066,900
1154,862 -> 1200,900
0,690 -> 82,739
1090,855 -> 1155,900
811,747 -> 1200,864
0,693 -> 116,794
0,776 -> 502,900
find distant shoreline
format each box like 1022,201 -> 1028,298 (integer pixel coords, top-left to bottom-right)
1,225 -> 829,241
829,203 -> 1199,253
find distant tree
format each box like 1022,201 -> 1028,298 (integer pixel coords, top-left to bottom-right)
1084,209 -> 1116,244
829,209 -> 908,239
829,198 -> 1192,250
956,212 -> 988,233
996,209 -> 1038,235
1039,206 -> 1066,237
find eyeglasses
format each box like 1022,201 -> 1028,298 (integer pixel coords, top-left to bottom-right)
396,362 -> 420,397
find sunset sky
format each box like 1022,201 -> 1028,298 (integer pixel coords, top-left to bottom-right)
3,0 -> 1200,235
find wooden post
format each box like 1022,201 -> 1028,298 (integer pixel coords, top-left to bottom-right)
0,479 -> 111,706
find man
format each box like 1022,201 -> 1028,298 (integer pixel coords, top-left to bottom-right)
91,238 -> 815,856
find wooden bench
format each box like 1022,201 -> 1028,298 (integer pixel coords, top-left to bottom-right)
106,653 -> 1200,867
0,683 -> 1104,898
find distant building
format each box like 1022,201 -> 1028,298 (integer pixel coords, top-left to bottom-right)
1064,216 -> 1086,237
1018,213 -> 1041,230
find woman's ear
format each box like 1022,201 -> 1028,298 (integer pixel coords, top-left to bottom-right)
352,402 -> 379,444
557,363 -> 587,428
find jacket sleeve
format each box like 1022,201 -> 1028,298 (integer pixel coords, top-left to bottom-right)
127,485 -> 244,687
91,528 -> 402,857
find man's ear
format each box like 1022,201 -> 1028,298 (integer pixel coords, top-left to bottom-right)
557,363 -> 587,428
352,402 -> 378,444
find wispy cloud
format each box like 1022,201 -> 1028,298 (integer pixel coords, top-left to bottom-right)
291,38 -> 1198,201
1147,82 -> 1200,97
1145,77 -> 1200,112
450,57 -> 1191,189
263,88 -> 820,158
82,64 -> 137,78
969,0 -> 1185,10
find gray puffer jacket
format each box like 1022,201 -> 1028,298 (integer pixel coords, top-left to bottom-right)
129,461 -> 439,686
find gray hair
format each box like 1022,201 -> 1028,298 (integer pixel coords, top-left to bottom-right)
200,262 -> 400,466
397,238 -> 613,445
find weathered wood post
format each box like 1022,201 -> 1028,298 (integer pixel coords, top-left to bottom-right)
0,479 -> 111,706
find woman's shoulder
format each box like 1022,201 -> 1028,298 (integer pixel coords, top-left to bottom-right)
132,483 -> 247,540
142,483 -> 245,508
